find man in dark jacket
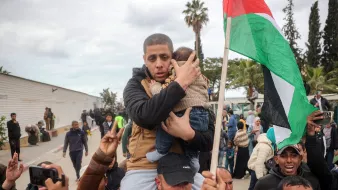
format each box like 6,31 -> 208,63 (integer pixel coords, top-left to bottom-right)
121,33 -> 214,189
7,113 -> 22,161
254,144 -> 320,190
310,91 -> 331,111
63,121 -> 88,181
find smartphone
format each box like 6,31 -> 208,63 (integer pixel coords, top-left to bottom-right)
314,111 -> 333,126
29,166 -> 58,186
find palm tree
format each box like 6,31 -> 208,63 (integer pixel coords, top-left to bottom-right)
182,0 -> 209,60
304,65 -> 338,94
227,59 -> 264,95
0,66 -> 10,74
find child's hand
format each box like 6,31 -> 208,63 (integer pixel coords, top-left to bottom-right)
150,80 -> 156,86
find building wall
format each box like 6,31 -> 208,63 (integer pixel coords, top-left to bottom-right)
0,74 -> 102,137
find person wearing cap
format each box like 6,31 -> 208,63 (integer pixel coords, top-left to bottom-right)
310,91 -> 331,112
155,153 -> 195,190
254,144 -> 320,190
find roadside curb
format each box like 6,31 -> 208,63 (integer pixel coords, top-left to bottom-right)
22,126 -> 98,172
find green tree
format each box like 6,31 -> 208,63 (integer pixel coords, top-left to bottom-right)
304,65 -> 338,94
202,57 -> 222,95
306,1 -> 322,68
100,88 -> 117,113
0,116 -> 7,150
0,66 -> 10,74
183,0 -> 209,63
282,0 -> 302,71
227,59 -> 264,94
322,0 -> 338,73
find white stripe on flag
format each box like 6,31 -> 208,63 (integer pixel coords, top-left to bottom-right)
270,71 -> 295,117
273,125 -> 291,145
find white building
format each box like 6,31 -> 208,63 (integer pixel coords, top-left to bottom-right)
0,73 -> 103,136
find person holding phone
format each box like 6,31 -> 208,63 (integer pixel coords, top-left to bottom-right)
62,121 -> 88,181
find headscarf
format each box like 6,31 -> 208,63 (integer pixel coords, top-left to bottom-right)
253,117 -> 261,140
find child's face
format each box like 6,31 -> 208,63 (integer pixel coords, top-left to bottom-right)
227,144 -> 232,148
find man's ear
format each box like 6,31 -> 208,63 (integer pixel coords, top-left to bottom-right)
155,176 -> 161,190
143,55 -> 147,66
274,155 -> 279,165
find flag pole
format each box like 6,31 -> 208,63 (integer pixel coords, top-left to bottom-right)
210,16 -> 232,175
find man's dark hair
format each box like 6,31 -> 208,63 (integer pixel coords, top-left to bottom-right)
277,176 -> 312,190
228,110 -> 233,115
10,113 -> 16,117
143,33 -> 173,54
237,122 -> 244,130
173,47 -> 195,61
37,161 -> 53,166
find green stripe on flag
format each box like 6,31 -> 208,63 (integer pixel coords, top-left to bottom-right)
224,13 -> 316,149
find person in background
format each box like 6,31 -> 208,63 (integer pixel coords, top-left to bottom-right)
310,90 -> 331,111
225,141 -> 235,175
122,119 -> 133,158
89,109 -> 95,127
239,114 -> 247,131
49,108 -> 55,130
255,104 -> 262,116
322,122 -> 338,170
277,176 -> 313,190
7,113 -> 22,161
43,107 -> 50,131
105,158 -> 125,190
1,153 -> 23,190
222,109 -> 229,131
247,128 -> 275,190
246,110 -> 255,129
82,121 -> 91,141
227,110 -> 237,142
81,110 -> 87,124
47,108 -> 53,130
103,113 -> 113,135
233,122 -> 249,179
218,128 -> 228,167
63,121 -> 88,181
112,112 -> 125,134
247,117 -> 264,156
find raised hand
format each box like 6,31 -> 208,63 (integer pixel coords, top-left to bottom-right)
6,152 -> 24,183
42,164 -> 69,190
99,128 -> 124,157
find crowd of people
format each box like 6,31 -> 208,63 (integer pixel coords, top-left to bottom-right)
1,33 -> 338,190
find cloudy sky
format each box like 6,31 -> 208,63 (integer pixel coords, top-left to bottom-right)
0,0 -> 329,99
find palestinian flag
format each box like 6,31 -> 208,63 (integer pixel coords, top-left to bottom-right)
223,0 -> 316,149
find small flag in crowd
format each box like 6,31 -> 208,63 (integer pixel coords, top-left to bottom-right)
223,0 -> 316,149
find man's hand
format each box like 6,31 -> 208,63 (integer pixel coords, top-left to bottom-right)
62,152 -> 66,158
2,153 -> 24,189
162,108 -> 195,141
99,128 -> 124,157
201,169 -> 225,190
173,51 -> 201,90
306,110 -> 323,136
307,110 -> 323,127
42,164 -> 69,190
85,152 -> 88,157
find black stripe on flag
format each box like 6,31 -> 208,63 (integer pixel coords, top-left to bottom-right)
261,65 -> 290,130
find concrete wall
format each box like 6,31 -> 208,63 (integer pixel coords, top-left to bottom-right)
0,73 -> 102,138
